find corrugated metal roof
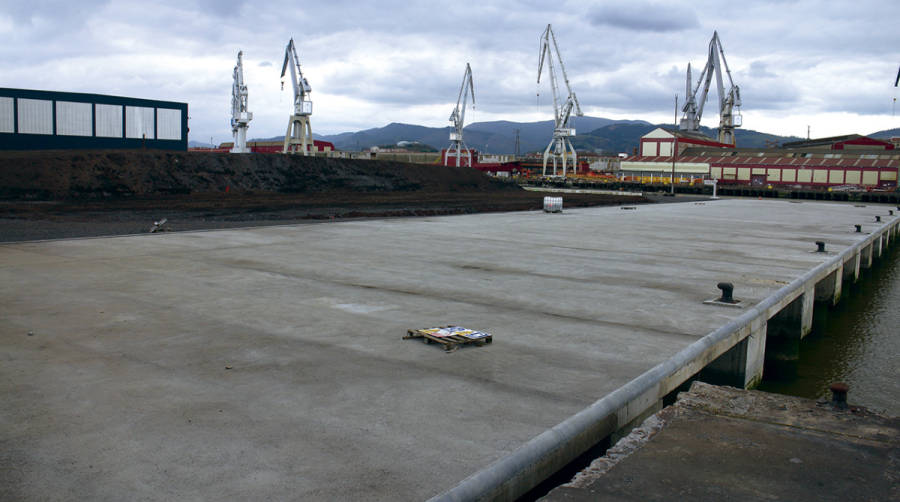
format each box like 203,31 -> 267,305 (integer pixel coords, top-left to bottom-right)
624,154 -> 897,169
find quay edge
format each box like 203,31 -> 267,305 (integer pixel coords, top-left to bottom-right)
430,213 -> 900,502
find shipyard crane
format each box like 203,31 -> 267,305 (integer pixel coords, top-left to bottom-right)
894,65 -> 899,116
281,38 -> 313,155
538,24 -> 583,177
445,63 -> 475,167
679,31 -> 742,146
230,51 -> 252,153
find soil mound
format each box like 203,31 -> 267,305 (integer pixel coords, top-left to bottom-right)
0,150 -> 519,200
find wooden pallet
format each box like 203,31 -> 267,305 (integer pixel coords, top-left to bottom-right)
404,327 -> 493,352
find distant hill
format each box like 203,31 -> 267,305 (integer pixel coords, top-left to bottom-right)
729,128 -> 804,149
312,116 -> 651,154
573,123 -> 803,155
466,117 -> 651,154
869,127 -> 900,139
571,123 -> 658,154
249,117 -> 807,155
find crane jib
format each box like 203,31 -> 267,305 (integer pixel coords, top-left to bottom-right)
537,24 -> 582,177
680,32 -> 741,146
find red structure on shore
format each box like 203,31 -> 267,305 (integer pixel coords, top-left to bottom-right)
190,139 -> 334,154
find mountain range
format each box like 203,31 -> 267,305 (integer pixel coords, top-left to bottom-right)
192,117 -> 897,154
870,128 -> 900,140
312,116 -> 641,155
310,118 -> 809,155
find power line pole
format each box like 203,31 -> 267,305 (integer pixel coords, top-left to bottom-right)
672,94 -> 677,195
514,129 -> 520,158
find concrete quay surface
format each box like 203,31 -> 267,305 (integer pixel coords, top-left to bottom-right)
1,199 -> 897,500
543,382 -> 900,502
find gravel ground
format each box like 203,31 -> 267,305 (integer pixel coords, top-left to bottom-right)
0,191 -> 649,242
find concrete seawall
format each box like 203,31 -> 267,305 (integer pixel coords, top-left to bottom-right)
432,204 -> 900,502
543,382 -> 900,501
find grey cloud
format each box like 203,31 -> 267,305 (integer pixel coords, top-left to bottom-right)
588,2 -> 699,32
748,61 -> 777,79
3,0 -> 896,143
325,66 -> 461,107
3,0 -> 110,23
737,83 -> 801,111
190,0 -> 247,16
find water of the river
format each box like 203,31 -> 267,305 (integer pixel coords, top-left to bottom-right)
758,242 -> 900,416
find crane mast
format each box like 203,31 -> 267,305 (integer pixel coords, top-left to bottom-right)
230,50 -> 252,153
538,24 -> 583,177
680,31 -> 741,145
445,63 -> 475,167
281,38 -> 314,155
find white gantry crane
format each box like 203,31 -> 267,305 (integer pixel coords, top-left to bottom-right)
680,31 -> 742,146
230,50 -> 252,153
281,38 -> 314,155
445,63 -> 475,167
538,23 -> 583,177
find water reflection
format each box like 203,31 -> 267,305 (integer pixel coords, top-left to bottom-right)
759,243 -> 900,416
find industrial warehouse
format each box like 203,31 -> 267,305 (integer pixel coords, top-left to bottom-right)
0,88 -> 188,151
3,12 -> 900,502
620,128 -> 899,190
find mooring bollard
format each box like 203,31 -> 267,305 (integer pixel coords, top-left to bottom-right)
855,224 -> 862,233
815,241 -> 826,253
875,215 -> 882,223
716,282 -> 736,303
830,382 -> 849,410
889,210 -> 894,216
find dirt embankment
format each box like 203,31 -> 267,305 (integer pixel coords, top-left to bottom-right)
0,150 -> 648,242
0,150 -> 518,200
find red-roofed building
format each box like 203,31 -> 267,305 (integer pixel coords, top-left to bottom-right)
636,127 -> 733,157
781,135 -> 895,151
620,130 -> 899,189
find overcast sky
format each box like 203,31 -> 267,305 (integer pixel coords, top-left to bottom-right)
2,0 -> 898,145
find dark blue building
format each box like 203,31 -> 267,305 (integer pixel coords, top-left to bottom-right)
0,88 -> 188,151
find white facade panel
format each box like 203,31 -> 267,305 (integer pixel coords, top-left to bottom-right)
0,97 -> 13,133
125,106 -> 155,139
95,104 -> 123,138
644,127 -> 674,139
620,161 -> 710,174
17,98 -> 53,135
156,108 -> 181,140
56,101 -> 93,136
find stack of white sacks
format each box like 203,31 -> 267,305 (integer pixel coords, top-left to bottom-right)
543,196 -> 563,213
